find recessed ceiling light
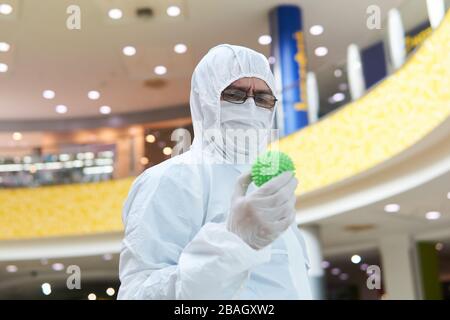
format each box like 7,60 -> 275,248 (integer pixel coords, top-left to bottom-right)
140,156 -> 149,165
174,43 -> 187,54
166,6 -> 181,17
268,56 -> 276,65
154,65 -> 167,75
42,90 -> 55,99
360,263 -> 369,271
6,265 -> 18,273
435,242 -> 444,251
425,211 -> 441,220
88,90 -> 100,100
108,8 -> 122,20
331,92 -> 345,103
102,253 -> 113,261
351,254 -> 362,264
55,105 -> 68,114
258,35 -> 272,45
331,267 -> 340,275
41,283 -> 52,296
99,105 -> 111,114
106,288 -> 115,296
334,69 -> 343,77
0,3 -> 13,15
0,41 -> 10,52
88,293 -> 97,300
384,203 -> 400,213
321,260 -> 330,269
145,134 -> 156,143
310,25 -> 324,35
122,46 -> 136,56
12,132 -> 22,141
0,62 -> 8,73
52,262 -> 65,271
163,146 -> 172,156
339,273 -> 349,280
314,46 -> 328,57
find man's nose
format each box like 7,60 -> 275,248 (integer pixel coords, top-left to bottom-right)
246,90 -> 256,98
246,87 -> 255,96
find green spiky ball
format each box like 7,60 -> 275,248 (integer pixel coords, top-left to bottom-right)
251,151 -> 295,187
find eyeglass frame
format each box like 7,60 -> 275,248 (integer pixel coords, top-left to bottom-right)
220,86 -> 278,110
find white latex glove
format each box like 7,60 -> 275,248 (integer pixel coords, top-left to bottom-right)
226,171 -> 298,250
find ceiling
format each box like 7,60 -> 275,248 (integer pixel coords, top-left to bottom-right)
317,168 -> 450,251
0,0 -> 409,120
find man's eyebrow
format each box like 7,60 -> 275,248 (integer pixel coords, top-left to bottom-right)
254,89 -> 272,94
226,85 -> 272,95
227,85 -> 250,91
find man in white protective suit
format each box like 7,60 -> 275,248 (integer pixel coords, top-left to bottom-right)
117,44 -> 312,300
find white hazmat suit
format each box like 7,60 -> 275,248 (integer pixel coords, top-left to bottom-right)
118,44 -> 312,300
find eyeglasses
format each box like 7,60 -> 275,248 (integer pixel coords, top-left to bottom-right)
221,86 -> 277,110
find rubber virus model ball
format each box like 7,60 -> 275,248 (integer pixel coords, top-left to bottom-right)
251,151 -> 295,187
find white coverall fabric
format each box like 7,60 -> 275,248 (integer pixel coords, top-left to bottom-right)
118,44 -> 312,300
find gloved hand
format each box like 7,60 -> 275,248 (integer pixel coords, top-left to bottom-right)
226,171 -> 298,250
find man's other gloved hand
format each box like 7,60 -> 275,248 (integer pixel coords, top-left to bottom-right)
226,171 -> 298,250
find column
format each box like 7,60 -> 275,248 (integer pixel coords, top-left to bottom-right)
426,0 -> 446,29
387,8 -> 406,71
300,225 -> 325,299
379,234 -> 421,299
114,136 -> 132,179
306,72 -> 319,124
269,5 -> 308,136
347,44 -> 366,100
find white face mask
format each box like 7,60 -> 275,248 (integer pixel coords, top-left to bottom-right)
219,99 -> 273,163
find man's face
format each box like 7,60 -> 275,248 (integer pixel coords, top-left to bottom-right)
223,77 -> 272,97
218,77 -> 275,162
220,77 -> 276,110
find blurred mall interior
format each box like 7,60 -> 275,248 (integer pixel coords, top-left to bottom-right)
0,0 -> 449,300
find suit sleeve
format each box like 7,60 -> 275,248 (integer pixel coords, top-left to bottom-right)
117,167 -> 271,300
